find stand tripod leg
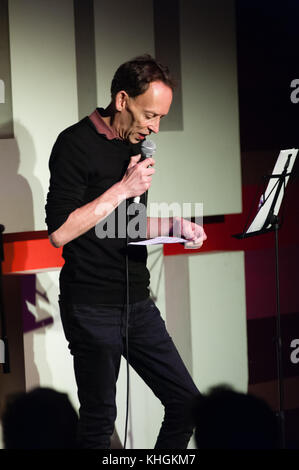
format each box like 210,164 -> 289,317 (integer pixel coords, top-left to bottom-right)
274,220 -> 285,448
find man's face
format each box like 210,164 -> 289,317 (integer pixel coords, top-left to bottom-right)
118,81 -> 173,144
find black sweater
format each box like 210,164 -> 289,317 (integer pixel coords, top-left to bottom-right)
45,116 -> 150,304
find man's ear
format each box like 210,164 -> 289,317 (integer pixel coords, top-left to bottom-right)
115,90 -> 128,112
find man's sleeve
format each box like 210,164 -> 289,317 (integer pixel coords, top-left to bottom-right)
45,133 -> 88,235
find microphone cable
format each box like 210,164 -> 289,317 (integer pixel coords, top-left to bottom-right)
123,202 -> 130,449
122,141 -> 155,448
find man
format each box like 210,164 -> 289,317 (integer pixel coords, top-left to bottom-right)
45,54 -> 207,449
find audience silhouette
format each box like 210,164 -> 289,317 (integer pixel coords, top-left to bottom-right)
191,385 -> 280,449
1,384 -> 284,449
1,387 -> 78,449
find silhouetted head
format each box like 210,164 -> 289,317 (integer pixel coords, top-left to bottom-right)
192,385 -> 280,449
1,387 -> 78,449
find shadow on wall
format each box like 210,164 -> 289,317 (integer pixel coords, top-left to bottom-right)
0,121 -> 35,233
0,120 -> 35,273
0,120 -> 55,392
22,274 -> 54,389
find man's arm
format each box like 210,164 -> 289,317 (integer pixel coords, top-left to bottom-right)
49,155 -> 155,248
146,217 -> 175,238
49,181 -> 125,248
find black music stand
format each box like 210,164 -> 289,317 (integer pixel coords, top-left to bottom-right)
0,224 -> 10,373
233,148 -> 298,449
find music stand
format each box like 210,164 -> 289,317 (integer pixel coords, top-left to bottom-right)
233,148 -> 298,449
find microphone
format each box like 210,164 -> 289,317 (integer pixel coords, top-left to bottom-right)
133,139 -> 156,203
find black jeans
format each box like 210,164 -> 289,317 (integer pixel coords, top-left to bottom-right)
59,297 -> 199,449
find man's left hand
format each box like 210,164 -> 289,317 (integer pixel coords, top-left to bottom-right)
173,217 -> 207,248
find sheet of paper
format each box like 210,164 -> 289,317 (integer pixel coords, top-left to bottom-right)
129,236 -> 186,246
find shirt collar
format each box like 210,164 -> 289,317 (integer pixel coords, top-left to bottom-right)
89,108 -> 119,140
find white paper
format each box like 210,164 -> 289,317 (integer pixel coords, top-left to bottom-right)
129,236 -> 187,246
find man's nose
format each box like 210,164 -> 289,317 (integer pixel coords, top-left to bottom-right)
148,117 -> 160,134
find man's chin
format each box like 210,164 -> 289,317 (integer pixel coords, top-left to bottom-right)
128,135 -> 140,144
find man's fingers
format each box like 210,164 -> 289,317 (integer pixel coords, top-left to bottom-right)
144,166 -> 155,175
139,157 -> 155,167
192,232 -> 207,243
193,237 -> 204,244
194,225 -> 207,240
184,239 -> 203,249
128,154 -> 141,169
185,226 -> 207,243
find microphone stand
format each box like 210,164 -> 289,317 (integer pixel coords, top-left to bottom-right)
260,159 -> 291,450
272,213 -> 285,449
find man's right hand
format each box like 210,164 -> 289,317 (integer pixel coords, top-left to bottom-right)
120,154 -> 156,199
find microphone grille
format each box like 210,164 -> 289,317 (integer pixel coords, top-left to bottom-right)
141,139 -> 156,157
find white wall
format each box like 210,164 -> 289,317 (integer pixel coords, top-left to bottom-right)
189,251 -> 248,392
165,251 -> 248,393
94,0 -> 155,107
149,0 -> 241,216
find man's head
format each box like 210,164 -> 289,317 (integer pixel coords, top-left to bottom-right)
110,54 -> 175,143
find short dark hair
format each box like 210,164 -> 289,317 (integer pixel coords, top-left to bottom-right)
111,54 -> 176,99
